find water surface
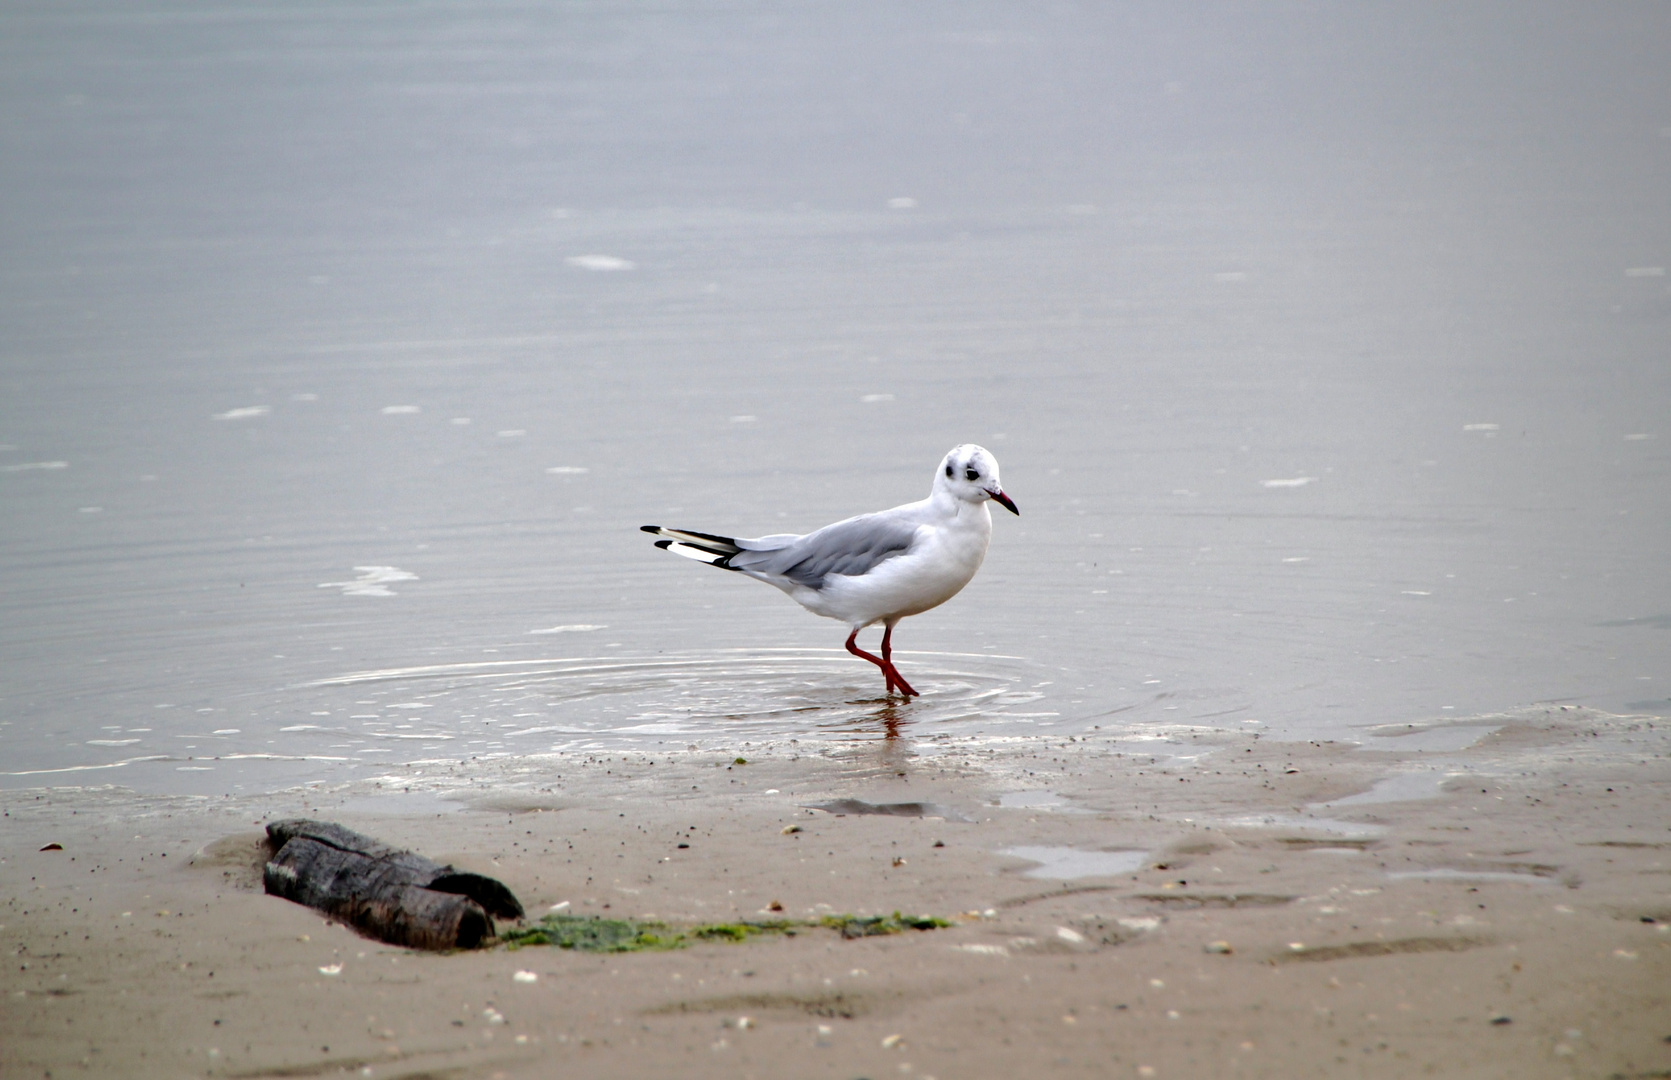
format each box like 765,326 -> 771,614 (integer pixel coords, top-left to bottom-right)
2,2 -> 1667,795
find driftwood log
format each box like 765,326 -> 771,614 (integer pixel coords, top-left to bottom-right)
263,819 -> 523,950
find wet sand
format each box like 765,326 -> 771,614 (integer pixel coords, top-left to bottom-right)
5,705 -> 1669,1079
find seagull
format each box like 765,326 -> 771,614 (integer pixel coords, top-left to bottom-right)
641,444 -> 1018,697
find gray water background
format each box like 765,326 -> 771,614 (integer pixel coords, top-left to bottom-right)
2,2 -> 1668,796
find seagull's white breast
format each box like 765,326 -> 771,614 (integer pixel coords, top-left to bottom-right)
792,500 -> 993,627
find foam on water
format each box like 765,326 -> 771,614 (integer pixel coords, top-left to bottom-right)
317,567 -> 419,597
1,461 -> 69,472
565,254 -> 635,271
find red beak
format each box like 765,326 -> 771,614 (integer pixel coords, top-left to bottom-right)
989,489 -> 1019,516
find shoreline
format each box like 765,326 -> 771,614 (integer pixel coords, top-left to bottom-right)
4,705 -> 1669,1078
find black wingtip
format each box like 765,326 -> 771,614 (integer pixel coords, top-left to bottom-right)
640,525 -> 661,534
653,539 -> 673,550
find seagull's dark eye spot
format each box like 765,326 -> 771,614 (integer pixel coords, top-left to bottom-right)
945,464 -> 954,478
965,468 -> 980,482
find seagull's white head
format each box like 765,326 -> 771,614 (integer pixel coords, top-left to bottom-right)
936,444 -> 1019,515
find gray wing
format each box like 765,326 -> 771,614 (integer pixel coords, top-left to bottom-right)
728,513 -> 920,588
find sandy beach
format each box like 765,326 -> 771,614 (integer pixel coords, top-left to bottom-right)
5,705 -> 1668,1079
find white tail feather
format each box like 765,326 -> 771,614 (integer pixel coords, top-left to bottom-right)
661,541 -> 729,565
645,527 -> 740,552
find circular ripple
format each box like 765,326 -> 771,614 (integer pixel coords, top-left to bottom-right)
290,648 -> 1057,754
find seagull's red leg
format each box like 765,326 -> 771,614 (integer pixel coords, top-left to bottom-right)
879,623 -> 918,697
845,629 -> 898,693
845,629 -> 914,697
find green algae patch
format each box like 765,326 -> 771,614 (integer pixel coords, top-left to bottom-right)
499,912 -> 947,952
500,914 -> 684,953
821,912 -> 953,938
689,919 -> 800,943
500,915 -> 803,953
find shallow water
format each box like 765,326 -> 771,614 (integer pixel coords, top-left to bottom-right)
1312,770 -> 1455,808
1000,846 -> 1151,881
2,2 -> 1668,796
